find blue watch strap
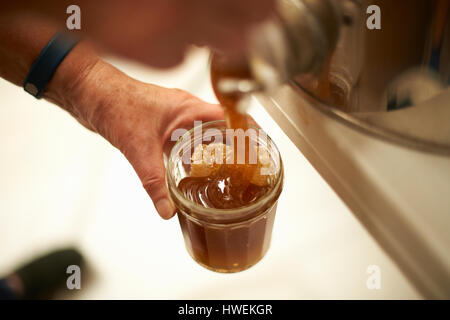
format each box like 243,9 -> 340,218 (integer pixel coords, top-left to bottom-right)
23,31 -> 80,99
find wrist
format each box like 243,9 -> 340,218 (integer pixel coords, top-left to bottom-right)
54,52 -> 160,149
43,41 -> 101,124
43,41 -> 140,141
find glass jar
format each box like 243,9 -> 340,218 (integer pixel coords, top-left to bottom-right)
167,120 -> 283,273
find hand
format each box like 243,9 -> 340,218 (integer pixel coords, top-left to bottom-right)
78,0 -> 275,68
4,0 -> 275,69
53,57 -> 223,219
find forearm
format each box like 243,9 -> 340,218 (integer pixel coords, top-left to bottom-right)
0,12 -> 59,86
0,10 -> 171,147
0,10 -> 126,135
0,12 -> 95,104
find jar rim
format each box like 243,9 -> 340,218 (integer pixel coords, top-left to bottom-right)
166,120 -> 283,223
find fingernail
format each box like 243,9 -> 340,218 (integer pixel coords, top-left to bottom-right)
155,199 -> 175,220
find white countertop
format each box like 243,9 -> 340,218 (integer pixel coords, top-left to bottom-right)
0,49 -> 420,299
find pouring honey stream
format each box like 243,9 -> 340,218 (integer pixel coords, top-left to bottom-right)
177,53 -> 266,210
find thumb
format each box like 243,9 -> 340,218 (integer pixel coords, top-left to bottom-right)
126,145 -> 176,220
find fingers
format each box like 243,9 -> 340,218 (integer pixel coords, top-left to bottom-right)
192,103 -> 225,123
82,0 -> 275,68
126,143 -> 176,220
140,101 -> 223,219
188,0 -> 275,56
205,0 -> 275,25
162,100 -> 224,153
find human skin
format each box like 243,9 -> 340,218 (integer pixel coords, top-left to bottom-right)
2,0 -> 275,68
0,1 -> 274,218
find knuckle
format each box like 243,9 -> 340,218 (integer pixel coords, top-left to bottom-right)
142,174 -> 166,197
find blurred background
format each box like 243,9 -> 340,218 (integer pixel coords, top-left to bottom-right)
0,48 -> 420,299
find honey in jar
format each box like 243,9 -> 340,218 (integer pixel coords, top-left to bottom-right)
167,54 -> 283,273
